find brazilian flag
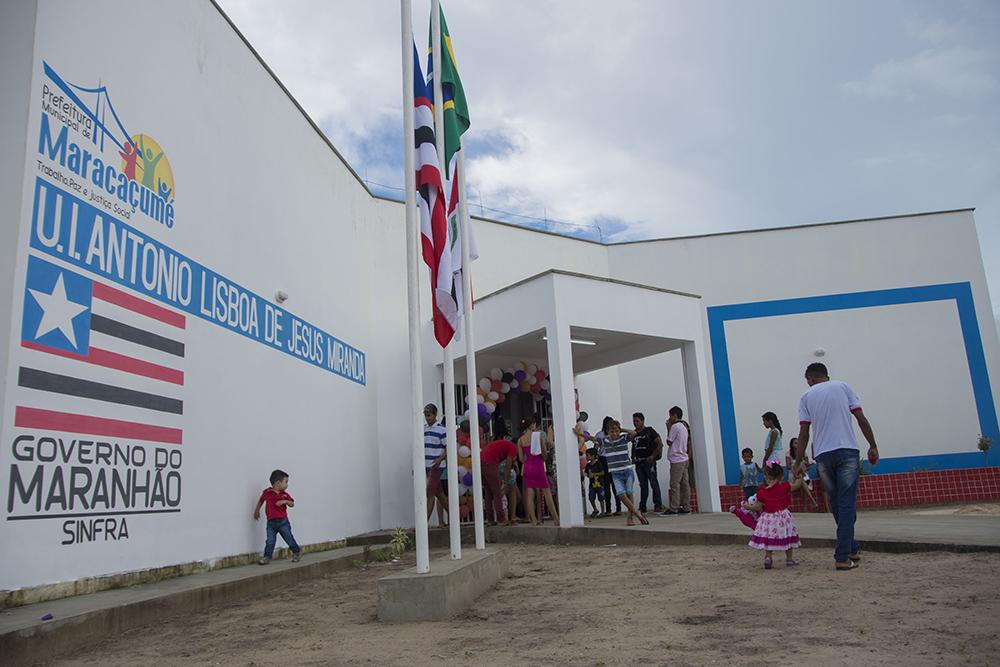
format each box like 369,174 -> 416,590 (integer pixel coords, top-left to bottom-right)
429,4 -> 470,173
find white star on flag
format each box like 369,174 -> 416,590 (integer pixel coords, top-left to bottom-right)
28,273 -> 88,349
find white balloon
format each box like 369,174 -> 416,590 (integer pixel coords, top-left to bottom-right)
488,391 -> 500,401
510,379 -> 519,389
490,368 -> 503,380
477,394 -> 485,404
540,379 -> 550,391
527,364 -> 538,376
505,367 -> 514,375
501,382 -> 510,393
458,445 -> 471,458
457,465 -> 468,478
485,401 -> 496,413
478,378 -> 491,392
460,484 -> 471,495
464,395 -> 471,405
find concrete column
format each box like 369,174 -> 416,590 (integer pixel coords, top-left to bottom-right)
545,317 -> 585,527
682,340 -> 722,512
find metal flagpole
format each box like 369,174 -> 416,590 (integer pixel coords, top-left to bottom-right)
458,150 -> 485,550
399,0 -> 430,574
431,0 -> 461,560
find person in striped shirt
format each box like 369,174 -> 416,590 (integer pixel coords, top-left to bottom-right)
602,420 -> 649,526
424,403 -> 449,527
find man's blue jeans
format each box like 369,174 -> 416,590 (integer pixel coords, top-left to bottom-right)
815,448 -> 861,563
264,518 -> 300,558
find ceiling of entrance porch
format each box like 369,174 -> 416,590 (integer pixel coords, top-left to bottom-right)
454,326 -> 684,377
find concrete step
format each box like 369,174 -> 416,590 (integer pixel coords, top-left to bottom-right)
1,543 -> 391,666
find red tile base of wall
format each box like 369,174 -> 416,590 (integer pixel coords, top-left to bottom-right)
675,467 -> 1000,513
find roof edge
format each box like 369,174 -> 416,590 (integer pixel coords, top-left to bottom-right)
608,208 -> 977,246
475,269 -> 702,304
209,0 -> 372,195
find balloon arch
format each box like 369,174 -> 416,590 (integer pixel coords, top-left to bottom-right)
468,361 -> 552,421
454,361 -> 551,521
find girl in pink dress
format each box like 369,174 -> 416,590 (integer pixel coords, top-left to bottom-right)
518,414 -> 560,526
745,459 -> 803,569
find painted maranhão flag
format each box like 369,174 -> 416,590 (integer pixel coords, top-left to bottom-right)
413,42 -> 456,348
16,255 -> 184,445
428,3 -> 477,325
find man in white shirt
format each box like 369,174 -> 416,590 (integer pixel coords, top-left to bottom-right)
794,363 -> 879,571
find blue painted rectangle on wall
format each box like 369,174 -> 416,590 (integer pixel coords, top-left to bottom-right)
708,284 -> 998,484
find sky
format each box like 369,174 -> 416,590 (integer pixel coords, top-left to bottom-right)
219,0 -> 1000,329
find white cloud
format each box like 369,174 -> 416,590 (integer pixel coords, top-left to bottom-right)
217,0 -> 999,289
842,46 -> 997,100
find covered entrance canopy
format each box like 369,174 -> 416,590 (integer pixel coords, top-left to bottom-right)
453,270 -> 722,526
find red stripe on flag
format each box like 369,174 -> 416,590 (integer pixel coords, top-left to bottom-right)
92,282 -> 186,329
21,340 -> 184,385
15,406 -> 183,444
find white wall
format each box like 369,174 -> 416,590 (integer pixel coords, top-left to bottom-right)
0,0 -> 392,591
607,213 -> 1000,483
0,1 -> 37,468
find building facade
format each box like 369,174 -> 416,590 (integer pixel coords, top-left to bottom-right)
1,0 -> 997,599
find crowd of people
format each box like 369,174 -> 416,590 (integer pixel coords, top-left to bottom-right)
421,401 -> 700,529
250,363 -> 878,573
420,361 -> 880,572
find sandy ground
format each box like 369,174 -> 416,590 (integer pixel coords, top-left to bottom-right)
49,544 -> 999,667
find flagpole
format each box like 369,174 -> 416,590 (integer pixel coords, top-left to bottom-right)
458,150 -> 485,550
432,0 -> 461,560
400,0 -> 430,574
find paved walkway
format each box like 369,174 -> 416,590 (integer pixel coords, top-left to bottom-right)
580,503 -> 1000,548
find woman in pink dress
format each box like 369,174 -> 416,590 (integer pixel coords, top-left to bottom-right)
518,414 -> 560,526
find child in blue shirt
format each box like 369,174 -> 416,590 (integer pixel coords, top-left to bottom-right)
738,447 -> 760,499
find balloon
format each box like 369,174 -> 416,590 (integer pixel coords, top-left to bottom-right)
535,370 -> 546,381
514,370 -> 527,381
458,445 -> 471,458
459,485 -> 471,499
477,394 -> 485,404
490,368 -> 503,380
485,401 -> 496,413
496,393 -> 506,404
527,364 -> 538,376
502,372 -> 514,383
478,403 -> 489,419
488,391 -> 500,401
476,386 -> 486,396
510,379 -> 519,389
457,465 -> 468,479
540,379 -> 550,391
479,378 -> 491,392
515,361 -> 526,372
462,472 -> 474,486
500,382 -> 510,393
491,379 -> 503,392
459,456 -> 472,468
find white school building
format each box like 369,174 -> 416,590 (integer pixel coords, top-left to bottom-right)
1,0 -> 997,601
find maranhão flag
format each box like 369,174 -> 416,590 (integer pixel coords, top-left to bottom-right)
428,3 -> 477,323
16,255 -> 185,445
413,42 -> 456,347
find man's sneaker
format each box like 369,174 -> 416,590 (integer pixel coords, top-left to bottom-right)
291,552 -> 301,563
677,509 -> 691,515
653,505 -> 666,513
660,510 -> 678,516
258,557 -> 271,565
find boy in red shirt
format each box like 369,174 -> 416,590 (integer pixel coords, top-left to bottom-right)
253,469 -> 302,565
